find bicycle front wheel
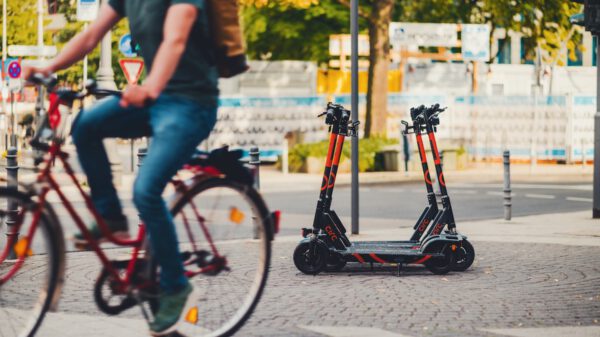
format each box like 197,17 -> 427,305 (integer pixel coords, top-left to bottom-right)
167,177 -> 272,337
0,188 -> 64,337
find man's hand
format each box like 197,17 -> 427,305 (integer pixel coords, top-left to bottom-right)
120,84 -> 159,108
22,66 -> 52,84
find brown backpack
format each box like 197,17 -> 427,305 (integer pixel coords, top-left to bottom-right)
206,0 -> 249,78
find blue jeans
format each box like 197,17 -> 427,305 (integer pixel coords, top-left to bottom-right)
71,94 -> 217,293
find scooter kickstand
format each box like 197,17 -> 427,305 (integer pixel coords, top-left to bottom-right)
396,263 -> 402,277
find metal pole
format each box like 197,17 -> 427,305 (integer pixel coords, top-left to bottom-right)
136,148 -> 147,226
593,39 -> 600,218
137,147 -> 147,168
282,138 -> 289,175
249,147 -> 260,190
83,22 -> 89,85
37,0 -> 44,51
503,150 -> 512,221
5,146 -> 18,259
2,0 -> 7,124
249,147 -> 260,239
350,0 -> 359,235
96,0 -> 117,90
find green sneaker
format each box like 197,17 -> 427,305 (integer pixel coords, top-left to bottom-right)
149,283 -> 200,336
73,217 -> 129,249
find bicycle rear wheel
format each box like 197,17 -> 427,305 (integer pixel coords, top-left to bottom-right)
166,177 -> 272,337
0,188 -> 64,337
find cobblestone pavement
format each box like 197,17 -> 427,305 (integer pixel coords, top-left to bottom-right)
2,239 -> 599,337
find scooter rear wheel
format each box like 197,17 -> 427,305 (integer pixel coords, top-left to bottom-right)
293,241 -> 328,275
453,239 -> 475,271
424,243 -> 455,275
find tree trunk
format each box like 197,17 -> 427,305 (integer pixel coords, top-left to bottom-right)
364,0 -> 393,138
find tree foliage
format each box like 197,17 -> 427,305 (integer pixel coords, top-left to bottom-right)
1,0 -> 131,88
242,0 -> 352,64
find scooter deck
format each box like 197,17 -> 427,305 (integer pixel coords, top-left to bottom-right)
351,240 -> 420,248
345,242 -> 422,255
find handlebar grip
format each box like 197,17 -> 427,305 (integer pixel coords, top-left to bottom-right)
28,73 -> 57,89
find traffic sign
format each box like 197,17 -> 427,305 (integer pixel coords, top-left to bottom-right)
77,0 -> 99,21
390,23 -> 458,47
119,34 -> 137,58
119,59 -> 144,85
462,24 -> 490,62
7,60 -> 21,79
8,45 -> 57,57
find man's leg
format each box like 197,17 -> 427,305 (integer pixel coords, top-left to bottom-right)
71,96 -> 151,220
132,95 -> 216,293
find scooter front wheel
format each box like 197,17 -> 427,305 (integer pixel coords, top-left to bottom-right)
293,241 -> 328,275
453,239 -> 475,271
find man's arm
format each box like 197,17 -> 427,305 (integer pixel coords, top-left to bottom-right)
23,3 -> 122,78
120,4 -> 198,107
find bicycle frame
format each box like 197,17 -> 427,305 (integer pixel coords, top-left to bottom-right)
0,96 -> 225,292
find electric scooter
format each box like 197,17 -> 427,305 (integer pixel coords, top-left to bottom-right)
293,103 -> 467,275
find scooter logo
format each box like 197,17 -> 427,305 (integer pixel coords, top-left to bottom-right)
418,218 -> 430,232
432,223 -> 443,235
325,225 -> 338,241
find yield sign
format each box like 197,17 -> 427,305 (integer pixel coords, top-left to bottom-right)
119,58 -> 144,85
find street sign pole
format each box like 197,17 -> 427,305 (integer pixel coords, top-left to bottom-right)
96,0 -> 117,90
594,39 -> 600,218
37,0 -> 44,53
83,23 -> 89,85
350,0 -> 359,234
2,0 -> 7,123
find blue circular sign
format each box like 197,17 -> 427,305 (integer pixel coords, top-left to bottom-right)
119,34 -> 137,58
7,61 -> 21,79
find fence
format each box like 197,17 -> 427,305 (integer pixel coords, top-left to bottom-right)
208,94 -> 596,163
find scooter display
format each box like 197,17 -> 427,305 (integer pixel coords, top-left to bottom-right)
293,103 -> 473,275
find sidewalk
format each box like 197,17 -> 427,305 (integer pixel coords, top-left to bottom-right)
276,210 -> 600,247
24,210 -> 600,337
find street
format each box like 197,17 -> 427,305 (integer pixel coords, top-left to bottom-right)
265,181 -> 593,237
1,174 -> 598,337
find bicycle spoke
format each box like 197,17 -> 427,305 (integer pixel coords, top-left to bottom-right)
0,191 -> 60,337
169,178 -> 270,337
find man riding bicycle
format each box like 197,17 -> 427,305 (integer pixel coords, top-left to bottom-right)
24,0 -> 217,335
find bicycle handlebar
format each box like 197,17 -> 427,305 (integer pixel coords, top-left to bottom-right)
28,73 -> 122,99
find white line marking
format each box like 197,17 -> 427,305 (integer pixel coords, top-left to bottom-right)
299,326 -> 413,337
480,326 -> 600,337
525,193 -> 556,199
451,190 -> 477,195
486,191 -> 516,197
566,197 -> 593,203
455,183 -> 592,191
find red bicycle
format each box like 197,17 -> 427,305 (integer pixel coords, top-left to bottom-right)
0,75 -> 278,337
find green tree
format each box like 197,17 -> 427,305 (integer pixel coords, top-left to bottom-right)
0,0 -> 132,88
400,0 -> 582,64
242,0 -> 396,138
242,0 -> 350,64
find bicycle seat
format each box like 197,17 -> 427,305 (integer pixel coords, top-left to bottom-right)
187,147 -> 254,185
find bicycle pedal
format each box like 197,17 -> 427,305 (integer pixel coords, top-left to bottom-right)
73,241 -> 93,251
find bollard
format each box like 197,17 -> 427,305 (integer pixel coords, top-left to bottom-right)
136,148 -> 147,227
5,147 -> 19,260
249,147 -> 260,239
249,147 -> 260,190
137,147 -> 147,168
503,150 -> 512,221
282,138 -> 289,175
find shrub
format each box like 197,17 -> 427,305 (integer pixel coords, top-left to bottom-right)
287,137 -> 398,173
